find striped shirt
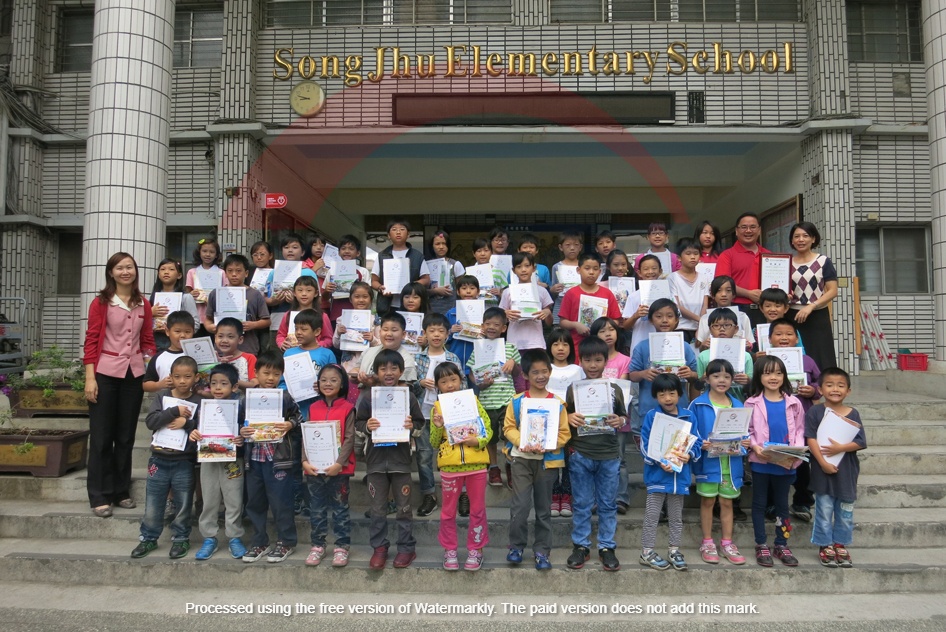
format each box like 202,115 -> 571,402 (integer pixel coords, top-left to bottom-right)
467,341 -> 520,411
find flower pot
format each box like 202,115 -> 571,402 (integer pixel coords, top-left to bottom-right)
0,429 -> 90,477
9,387 -> 89,418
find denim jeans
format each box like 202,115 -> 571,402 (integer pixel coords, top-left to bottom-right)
568,451 -> 620,550
245,460 -> 297,548
414,420 -> 435,496
616,432 -> 631,506
306,474 -> 352,548
811,494 -> 855,546
750,470 -> 795,545
140,456 -> 193,542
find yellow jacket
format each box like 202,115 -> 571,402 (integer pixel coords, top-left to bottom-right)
502,392 -> 570,469
430,398 -> 492,471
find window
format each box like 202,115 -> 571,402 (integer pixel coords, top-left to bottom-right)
57,10 -> 94,72
1,0 -> 13,38
56,233 -> 83,295
549,0 -> 799,23
848,0 -> 922,63
174,7 -> 223,68
855,226 -> 930,294
265,0 -> 509,26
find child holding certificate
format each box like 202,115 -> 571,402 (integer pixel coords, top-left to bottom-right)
132,356 -> 202,559
695,276 -> 755,351
689,359 -> 750,565
430,362 -> 492,571
276,276 -> 334,350
564,337 -> 628,572
333,281 -> 379,406
502,350 -> 570,571
639,374 -> 698,571
499,252 -> 553,351
745,355 -> 805,568
322,234 -> 370,322
445,275 -> 483,369
546,328 -> 584,518
150,258 -> 199,352
695,308 -> 753,402
239,352 -> 304,563
266,234 -> 320,345
203,254 -> 271,355
213,318 -> 257,390
185,237 -> 225,336
143,311 -> 195,393
558,253 -> 622,350
355,349 -> 425,570
805,368 -> 866,568
282,309 -> 337,419
303,365 -> 357,568
620,254 -> 662,353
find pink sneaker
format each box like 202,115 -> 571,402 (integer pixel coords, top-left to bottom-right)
305,546 -> 325,567
443,549 -> 460,571
464,549 -> 484,571
551,494 -> 561,517
722,542 -> 746,565
331,547 -> 349,567
699,541 -> 719,564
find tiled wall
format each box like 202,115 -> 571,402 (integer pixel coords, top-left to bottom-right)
871,295 -> 936,356
853,135 -> 931,223
850,63 -> 928,124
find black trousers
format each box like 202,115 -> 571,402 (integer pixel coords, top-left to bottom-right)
87,370 -> 144,507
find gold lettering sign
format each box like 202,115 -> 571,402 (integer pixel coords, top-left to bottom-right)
273,42 -> 796,86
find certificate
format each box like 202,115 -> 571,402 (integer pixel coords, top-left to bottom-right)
639,279 -> 674,306
466,263 -> 495,297
339,309 -> 372,351
422,354 -> 452,407
605,278 -> 636,312
329,260 -> 358,298
490,254 -> 513,279
382,258 -> 410,294
198,399 -> 239,437
302,421 -> 341,471
767,347 -> 804,374
471,338 -> 507,384
710,337 -> 746,373
519,398 -> 561,452
510,283 -> 541,318
710,407 -> 752,439
322,244 -> 340,266
572,379 -> 615,436
649,332 -> 686,364
651,251 -> 673,276
645,413 -> 692,462
612,379 -> 633,414
162,396 -> 198,421
272,260 -> 302,293
427,258 -> 453,289
816,410 -> 863,467
398,311 -> 425,354
245,388 -> 285,442
760,254 -> 791,291
556,266 -> 580,290
696,262 -> 716,286
194,269 -> 222,304
283,354 -> 319,403
151,427 -> 187,452
181,337 -> 218,370
438,389 -> 486,445
577,295 -> 609,329
371,386 -> 411,443
455,299 -> 485,342
756,324 -> 771,352
214,286 -> 246,323
152,292 -> 182,330
249,267 -> 270,293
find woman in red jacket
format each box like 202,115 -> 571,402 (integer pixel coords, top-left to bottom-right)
83,252 -> 156,517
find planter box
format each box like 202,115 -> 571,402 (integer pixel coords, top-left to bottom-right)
0,429 -> 90,477
9,387 -> 89,418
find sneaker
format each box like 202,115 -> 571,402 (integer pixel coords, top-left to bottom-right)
773,545 -> 798,567
417,494 -> 437,517
834,544 -> 853,568
667,548 -> 687,571
228,538 -> 247,559
599,547 -> 620,571
305,545 -> 326,567
559,494 -> 573,518
393,551 -> 416,568
721,542 -> 746,565
464,549 -> 484,571
506,548 -> 523,564
331,547 -> 349,567
488,467 -> 502,487
195,537 -> 218,561
131,540 -> 157,559
551,494 -> 561,518
639,550 -> 670,570
819,545 -> 839,568
699,541 -> 720,564
243,545 -> 271,563
267,542 -> 294,563
169,540 -> 190,559
790,504 -> 812,522
443,549 -> 460,571
369,546 -> 388,570
567,545 -> 591,570
755,544 -> 774,567
616,502 -> 629,515
534,553 -> 552,571
457,492 -> 470,517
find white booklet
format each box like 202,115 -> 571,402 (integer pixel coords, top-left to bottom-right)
605,277 -> 636,313
180,336 -> 218,370
572,379 -> 615,436
455,299 -> 485,342
645,413 -> 692,462
151,396 -> 198,452
194,268 -> 222,304
245,388 -> 286,442
438,389 -> 487,445
283,353 -> 319,403
371,386 -> 411,444
510,283 -> 542,318
466,263 -> 495,297
816,409 -> 863,467
272,260 -> 302,293
471,338 -> 507,384
711,337 -> 747,373
152,292 -> 183,330
398,311 -> 424,354
577,294 -> 609,329
249,267 -> 270,293
213,286 -> 246,324
329,260 -> 358,298
382,258 -> 411,294
519,397 -> 561,452
649,332 -> 686,368
197,398 -> 239,462
489,254 -> 513,279
427,258 -> 453,289
639,279 -> 674,305
696,262 -> 716,287
767,347 -> 804,375
650,251 -> 673,276
556,266 -> 580,290
339,309 -> 372,351
756,324 -> 771,352
302,421 -> 341,471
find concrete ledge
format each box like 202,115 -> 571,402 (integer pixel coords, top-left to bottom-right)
882,368 -> 946,399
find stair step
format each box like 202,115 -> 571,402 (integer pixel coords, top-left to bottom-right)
858,446 -> 946,475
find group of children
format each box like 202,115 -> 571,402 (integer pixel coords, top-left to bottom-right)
133,220 -> 865,572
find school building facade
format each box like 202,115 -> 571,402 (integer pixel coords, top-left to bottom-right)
0,0 -> 941,373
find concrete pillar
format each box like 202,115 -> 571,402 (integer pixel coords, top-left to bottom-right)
924,0 -> 946,362
81,0 -> 174,318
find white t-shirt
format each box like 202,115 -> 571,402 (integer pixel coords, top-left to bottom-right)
669,271 -> 710,331
696,309 -> 756,346
623,291 -> 657,354
371,249 -> 430,309
547,363 -> 585,400
153,349 -> 184,381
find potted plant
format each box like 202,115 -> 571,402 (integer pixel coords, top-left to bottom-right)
4,346 -> 89,417
0,405 -> 90,476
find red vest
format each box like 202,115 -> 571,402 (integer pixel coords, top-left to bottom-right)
307,398 -> 356,475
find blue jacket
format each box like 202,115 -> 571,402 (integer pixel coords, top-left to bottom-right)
640,406 -> 699,495
688,392 -> 744,488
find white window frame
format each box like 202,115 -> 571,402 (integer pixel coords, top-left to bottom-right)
856,225 -> 932,295
173,6 -> 224,69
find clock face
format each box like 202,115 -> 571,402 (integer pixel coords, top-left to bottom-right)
289,81 -> 325,118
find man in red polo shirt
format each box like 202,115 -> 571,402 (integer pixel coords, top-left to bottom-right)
715,212 -> 770,329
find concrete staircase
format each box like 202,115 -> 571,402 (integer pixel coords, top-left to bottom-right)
1,381 -> 945,625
